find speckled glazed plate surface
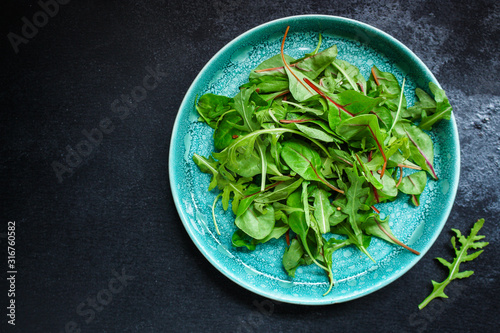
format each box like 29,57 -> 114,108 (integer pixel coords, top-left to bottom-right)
169,15 -> 460,305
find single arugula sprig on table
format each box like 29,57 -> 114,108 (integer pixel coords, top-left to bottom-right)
418,219 -> 488,309
193,26 -> 453,296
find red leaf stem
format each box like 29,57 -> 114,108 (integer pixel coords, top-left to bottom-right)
396,166 -> 403,187
303,78 -> 355,117
281,27 -> 312,94
280,119 -> 315,123
349,124 -> 387,177
242,181 -> 284,199
371,67 -> 381,86
375,219 -> 421,255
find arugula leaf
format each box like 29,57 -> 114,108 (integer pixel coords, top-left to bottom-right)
281,112 -> 344,144
232,229 -> 257,250
213,111 -> 247,150
313,188 -> 335,234
282,100 -> 325,116
388,77 -> 406,135
192,153 -> 219,191
304,33 -> 322,57
235,203 -> 275,240
322,237 -> 352,295
367,66 -> 407,111
336,114 -> 388,176
196,94 -> 232,128
331,221 -> 374,262
286,190 -> 309,237
330,59 -> 367,93
255,178 -> 303,204
244,76 -> 290,94
236,183 -> 261,216
233,87 -> 261,132
283,238 -> 305,277
393,121 -> 438,179
221,177 -> 251,213
419,219 -> 488,310
281,140 -> 343,193
418,82 -> 453,130
329,203 -> 348,227
403,87 -> 436,120
335,168 -> 374,261
294,123 -> 338,143
287,187 -> 329,273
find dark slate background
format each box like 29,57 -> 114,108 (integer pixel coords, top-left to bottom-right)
1,0 -> 499,332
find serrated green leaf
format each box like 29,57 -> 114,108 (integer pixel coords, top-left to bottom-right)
470,242 -> 489,249
463,250 -> 484,262
419,219 -> 488,310
453,270 -> 474,279
283,238 -> 305,277
193,153 -> 220,191
430,280 -> 448,299
313,188 -> 335,234
435,257 -> 452,268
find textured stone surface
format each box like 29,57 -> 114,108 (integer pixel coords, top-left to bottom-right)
0,0 -> 498,332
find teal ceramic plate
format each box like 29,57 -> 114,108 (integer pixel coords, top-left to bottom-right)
169,15 -> 460,305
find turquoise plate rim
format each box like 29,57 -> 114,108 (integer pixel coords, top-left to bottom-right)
169,15 -> 460,305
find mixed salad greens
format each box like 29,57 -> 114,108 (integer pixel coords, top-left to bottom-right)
193,26 -> 453,295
